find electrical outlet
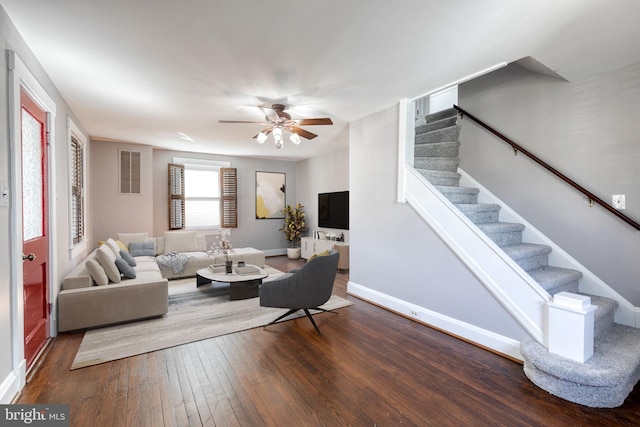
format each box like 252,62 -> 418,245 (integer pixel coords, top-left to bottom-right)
612,194 -> 626,210
410,310 -> 418,318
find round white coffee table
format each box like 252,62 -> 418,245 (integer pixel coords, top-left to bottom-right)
196,265 -> 268,300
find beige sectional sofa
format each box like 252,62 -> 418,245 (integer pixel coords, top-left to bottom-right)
58,241 -> 168,332
58,231 -> 266,332
141,231 -> 266,279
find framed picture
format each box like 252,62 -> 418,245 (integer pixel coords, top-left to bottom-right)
255,171 -> 285,219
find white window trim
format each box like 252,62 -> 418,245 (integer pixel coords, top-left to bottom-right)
172,157 -> 230,230
68,117 -> 88,259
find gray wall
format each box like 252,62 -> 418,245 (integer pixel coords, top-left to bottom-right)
89,142 -> 299,253
0,5 -> 90,399
459,62 -> 640,305
152,149 -> 297,252
349,104 -> 528,339
296,127 -> 350,241
90,141 -> 155,241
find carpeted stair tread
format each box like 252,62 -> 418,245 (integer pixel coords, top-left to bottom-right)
415,125 -> 461,145
520,323 -> 640,407
415,116 -> 458,135
424,107 -> 457,123
501,243 -> 551,270
414,157 -> 460,172
527,266 -> 582,294
455,203 -> 501,223
416,169 -> 461,186
434,185 -> 479,195
501,243 -> 552,259
434,185 -> 479,204
414,141 -> 460,157
477,222 -> 525,246
582,294 -> 618,340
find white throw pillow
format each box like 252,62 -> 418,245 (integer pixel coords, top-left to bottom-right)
104,238 -> 122,258
86,259 -> 109,286
164,230 -> 198,253
95,245 -> 121,283
117,232 -> 149,248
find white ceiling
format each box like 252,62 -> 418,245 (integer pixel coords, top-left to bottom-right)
3,0 -> 640,161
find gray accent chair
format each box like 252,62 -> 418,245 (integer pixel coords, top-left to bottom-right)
259,250 -> 339,335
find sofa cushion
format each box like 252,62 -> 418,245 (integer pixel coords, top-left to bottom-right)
96,245 -> 121,283
117,232 -> 149,248
120,250 -> 137,267
115,258 -> 137,279
164,230 -> 198,253
129,241 -> 155,256
86,259 -> 109,286
104,238 -> 122,258
116,240 -> 129,252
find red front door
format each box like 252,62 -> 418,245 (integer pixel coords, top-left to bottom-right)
21,87 -> 50,369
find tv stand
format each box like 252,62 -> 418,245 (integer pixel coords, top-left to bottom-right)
301,237 -> 349,270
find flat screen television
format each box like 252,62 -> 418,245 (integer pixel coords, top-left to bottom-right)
318,191 -> 349,230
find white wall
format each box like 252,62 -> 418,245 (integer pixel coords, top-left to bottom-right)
348,104 -> 528,339
0,5 -> 91,402
459,62 -> 640,305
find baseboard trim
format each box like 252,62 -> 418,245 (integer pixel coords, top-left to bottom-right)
265,248 -> 286,257
0,360 -> 25,404
347,280 -> 523,361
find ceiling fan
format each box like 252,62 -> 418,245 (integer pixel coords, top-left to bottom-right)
219,104 -> 333,148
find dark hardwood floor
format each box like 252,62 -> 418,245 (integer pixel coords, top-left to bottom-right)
14,256 -> 640,426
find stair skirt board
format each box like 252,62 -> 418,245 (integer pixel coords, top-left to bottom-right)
347,281 -> 522,361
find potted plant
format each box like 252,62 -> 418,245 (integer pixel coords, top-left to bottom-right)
280,203 -> 307,259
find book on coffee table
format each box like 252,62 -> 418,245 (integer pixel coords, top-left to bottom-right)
235,265 -> 260,275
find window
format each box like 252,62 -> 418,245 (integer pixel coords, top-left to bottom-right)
168,159 -> 235,230
185,167 -> 220,229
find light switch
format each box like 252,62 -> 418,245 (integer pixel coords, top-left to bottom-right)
0,183 -> 8,207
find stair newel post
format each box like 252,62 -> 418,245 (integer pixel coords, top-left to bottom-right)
547,292 -> 597,363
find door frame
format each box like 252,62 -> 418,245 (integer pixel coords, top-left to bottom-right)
8,51 -> 57,389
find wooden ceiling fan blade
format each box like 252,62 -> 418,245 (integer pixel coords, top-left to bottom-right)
290,126 -> 317,140
219,120 -> 269,124
295,118 -> 333,126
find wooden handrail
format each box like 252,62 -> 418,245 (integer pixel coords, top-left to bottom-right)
453,105 -> 640,230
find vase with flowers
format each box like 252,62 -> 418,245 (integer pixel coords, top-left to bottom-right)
210,229 -> 234,273
280,203 -> 307,259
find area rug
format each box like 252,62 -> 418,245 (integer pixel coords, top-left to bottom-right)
71,267 -> 353,369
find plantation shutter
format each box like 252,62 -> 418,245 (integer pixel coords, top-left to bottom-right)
220,167 -> 237,228
120,149 -> 141,194
70,136 -> 84,244
168,163 -> 185,229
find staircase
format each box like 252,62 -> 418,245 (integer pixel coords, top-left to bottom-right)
414,107 -> 640,408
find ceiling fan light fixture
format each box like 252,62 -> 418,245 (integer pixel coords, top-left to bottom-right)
290,132 -> 301,145
256,132 -> 268,144
272,127 -> 283,142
